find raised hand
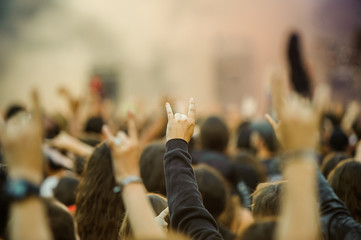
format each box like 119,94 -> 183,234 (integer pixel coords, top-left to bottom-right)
102,112 -> 139,183
0,91 -> 43,184
165,98 -> 195,143
266,73 -> 330,151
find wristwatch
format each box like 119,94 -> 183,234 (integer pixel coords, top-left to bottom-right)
6,179 -> 40,201
113,176 -> 143,194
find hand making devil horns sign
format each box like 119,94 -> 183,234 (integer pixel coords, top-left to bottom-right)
165,98 -> 195,143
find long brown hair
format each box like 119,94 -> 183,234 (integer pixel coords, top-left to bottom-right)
75,143 -> 125,240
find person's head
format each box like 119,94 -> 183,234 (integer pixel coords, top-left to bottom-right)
119,193 -> 169,238
320,153 -> 349,179
241,220 -> 276,240
75,143 -> 124,240
200,116 -> 229,153
194,164 -> 228,219
250,121 -> 278,157
53,177 -> 79,207
232,152 -> 267,187
236,121 -> 253,151
329,128 -> 349,152
84,116 -> 104,134
251,181 -> 285,219
139,143 -> 166,196
42,198 -> 78,240
328,160 -> 361,223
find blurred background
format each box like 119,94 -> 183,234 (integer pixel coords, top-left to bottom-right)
0,0 -> 360,116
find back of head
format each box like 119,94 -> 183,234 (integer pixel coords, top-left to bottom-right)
236,121 -> 253,151
329,128 -> 349,152
84,116 -> 104,134
241,220 -> 276,240
250,121 -> 278,153
140,143 -> 166,196
251,181 -> 285,219
75,143 -> 124,240
194,164 -> 228,219
200,116 -> 229,153
42,198 -> 77,240
53,177 -> 79,207
321,153 -> 349,179
328,160 -> 361,223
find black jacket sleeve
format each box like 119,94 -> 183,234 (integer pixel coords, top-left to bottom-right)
318,170 -> 361,240
164,139 -> 223,240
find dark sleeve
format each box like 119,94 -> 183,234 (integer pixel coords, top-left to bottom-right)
318,170 -> 361,240
164,139 -> 223,240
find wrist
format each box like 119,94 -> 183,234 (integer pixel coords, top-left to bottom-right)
113,175 -> 143,194
9,168 -> 42,186
281,149 -> 318,170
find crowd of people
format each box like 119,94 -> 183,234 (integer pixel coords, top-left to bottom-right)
1,40 -> 361,240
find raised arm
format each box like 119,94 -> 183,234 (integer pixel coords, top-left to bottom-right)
267,76 -> 326,240
0,92 -> 53,240
102,112 -> 166,240
164,98 -> 223,240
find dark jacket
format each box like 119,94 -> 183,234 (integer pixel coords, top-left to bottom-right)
164,139 -> 223,240
318,170 -> 361,240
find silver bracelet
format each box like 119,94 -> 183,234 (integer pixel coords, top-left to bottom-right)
113,176 -> 143,194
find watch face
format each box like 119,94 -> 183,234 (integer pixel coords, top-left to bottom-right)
8,180 -> 27,199
6,179 -> 39,200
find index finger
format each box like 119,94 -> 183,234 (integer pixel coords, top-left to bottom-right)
158,207 -> 169,219
165,102 -> 174,121
270,71 -> 287,118
188,97 -> 195,122
31,90 -> 42,128
127,110 -> 138,141
102,124 -> 114,142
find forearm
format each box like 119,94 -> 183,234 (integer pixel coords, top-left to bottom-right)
122,183 -> 166,239
277,158 -> 319,240
164,139 -> 222,239
10,198 -> 52,240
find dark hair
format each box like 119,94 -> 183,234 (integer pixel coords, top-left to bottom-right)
84,116 -> 104,134
74,156 -> 86,176
4,104 -> 25,121
251,181 -> 285,219
236,121 -> 253,151
241,220 -> 276,240
0,166 -> 8,238
232,152 -> 267,188
194,164 -> 228,219
119,193 -> 169,238
139,143 -> 166,196
329,128 -> 349,152
328,160 -> 361,223
42,198 -> 77,240
321,153 -> 349,179
250,121 -> 278,153
75,143 -> 124,240
200,116 -> 229,152
53,177 -> 79,206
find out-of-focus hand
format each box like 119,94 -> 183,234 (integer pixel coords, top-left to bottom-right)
102,112 -> 139,183
0,91 -> 43,184
49,131 -> 74,149
266,74 -> 330,151
154,207 -> 169,230
165,98 -> 195,143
